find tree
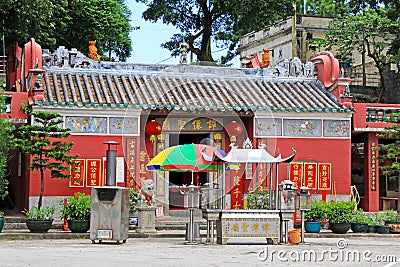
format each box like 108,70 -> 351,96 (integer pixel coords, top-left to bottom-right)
0,93 -> 15,200
0,0 -> 133,62
61,0 -> 133,61
314,8 -> 399,102
377,112 -> 400,212
135,0 -> 294,63
14,111 -> 78,209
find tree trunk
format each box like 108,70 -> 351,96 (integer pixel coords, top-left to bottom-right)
38,163 -> 44,210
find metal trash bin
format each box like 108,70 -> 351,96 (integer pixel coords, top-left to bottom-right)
90,186 -> 129,244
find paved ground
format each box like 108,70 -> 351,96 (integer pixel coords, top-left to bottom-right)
0,236 -> 399,267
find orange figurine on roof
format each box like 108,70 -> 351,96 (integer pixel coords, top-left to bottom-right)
260,49 -> 270,68
88,40 -> 100,61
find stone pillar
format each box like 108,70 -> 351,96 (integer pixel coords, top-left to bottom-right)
363,133 -> 380,211
136,206 -> 157,234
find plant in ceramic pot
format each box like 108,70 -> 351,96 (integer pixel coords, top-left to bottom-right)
326,200 -> 355,234
23,206 -> 56,233
304,200 -> 327,233
383,209 -> 400,233
351,208 -> 369,233
0,210 -> 4,233
365,217 -> 377,233
375,213 -> 390,234
61,192 -> 91,233
129,188 -> 140,226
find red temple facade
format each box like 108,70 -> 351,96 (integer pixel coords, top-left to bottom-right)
1,39 -> 399,214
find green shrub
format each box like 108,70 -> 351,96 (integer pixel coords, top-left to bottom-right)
24,206 -> 56,220
0,210 -> 4,217
247,187 -> 270,209
326,200 -> 356,224
129,188 -> 140,213
351,208 -> 369,224
60,193 -> 91,220
305,200 -> 328,221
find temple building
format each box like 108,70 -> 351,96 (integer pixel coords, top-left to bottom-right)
1,38 -> 399,215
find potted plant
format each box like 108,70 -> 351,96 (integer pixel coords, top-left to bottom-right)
383,209 -> 400,233
351,208 -> 368,233
60,192 -> 91,233
365,217 -> 377,233
0,210 -> 4,233
304,200 -> 327,233
375,213 -> 390,234
129,188 -> 140,226
23,206 -> 56,233
326,200 -> 355,234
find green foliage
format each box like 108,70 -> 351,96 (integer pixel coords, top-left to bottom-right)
0,210 -> 4,217
313,8 -> 399,102
0,117 -> 15,200
246,187 -> 270,209
376,112 -> 400,211
325,200 -> 356,224
60,193 -> 91,220
23,206 -> 56,220
351,208 -> 369,224
0,0 -> 133,62
14,111 -> 79,209
305,200 -> 328,221
137,0 -> 294,63
384,209 -> 400,221
129,187 -> 141,214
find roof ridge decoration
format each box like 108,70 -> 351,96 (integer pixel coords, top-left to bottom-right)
42,46 -> 315,80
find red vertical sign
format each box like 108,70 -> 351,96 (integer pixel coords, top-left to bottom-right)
86,159 -> 102,187
126,138 -> 138,187
289,162 -> 303,188
230,168 -> 243,209
318,163 -> 332,190
304,162 -> 317,189
69,159 -> 85,187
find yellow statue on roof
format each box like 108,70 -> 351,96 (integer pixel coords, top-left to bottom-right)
260,49 -> 270,68
88,40 -> 100,61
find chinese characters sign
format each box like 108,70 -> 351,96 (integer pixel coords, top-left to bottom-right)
371,142 -> 377,191
289,162 -> 332,190
86,159 -> 102,187
157,118 -> 223,132
70,159 -> 85,187
318,163 -> 331,190
289,162 -> 303,188
303,163 -> 317,189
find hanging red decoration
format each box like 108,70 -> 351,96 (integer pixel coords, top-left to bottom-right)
145,120 -> 162,142
226,120 -> 244,142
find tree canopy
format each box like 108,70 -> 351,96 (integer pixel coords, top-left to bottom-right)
14,111 -> 78,209
0,0 -> 133,62
313,7 -> 399,102
135,0 -> 294,64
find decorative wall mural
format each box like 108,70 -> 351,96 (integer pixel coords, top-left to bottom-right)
324,120 -> 350,137
283,119 -> 322,137
254,118 -> 282,136
109,117 -> 138,134
66,116 -> 107,133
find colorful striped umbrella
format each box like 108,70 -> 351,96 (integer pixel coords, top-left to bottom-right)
146,144 -> 229,172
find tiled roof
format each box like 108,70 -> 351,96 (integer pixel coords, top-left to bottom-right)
37,64 -> 351,113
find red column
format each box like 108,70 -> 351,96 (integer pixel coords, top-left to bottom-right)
363,133 -> 379,211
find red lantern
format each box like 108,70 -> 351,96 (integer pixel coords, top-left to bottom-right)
226,120 -> 244,142
145,120 -> 162,142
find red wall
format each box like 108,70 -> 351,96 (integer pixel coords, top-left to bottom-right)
28,135 -> 130,197
274,138 -> 352,195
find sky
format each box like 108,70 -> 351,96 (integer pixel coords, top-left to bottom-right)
127,2 -> 240,67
